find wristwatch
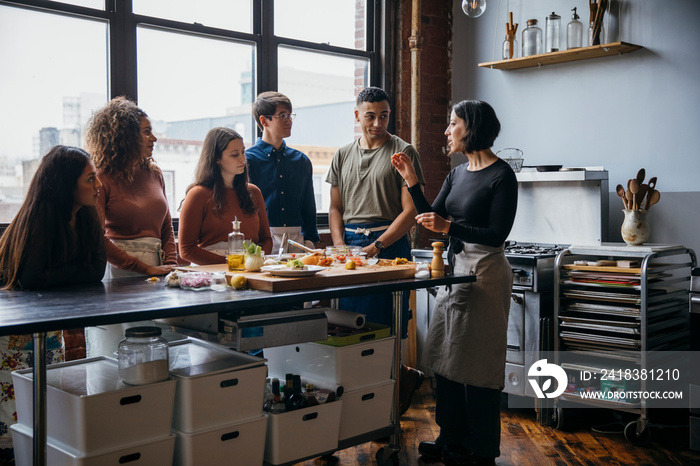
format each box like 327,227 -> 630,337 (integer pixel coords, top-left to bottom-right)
374,240 -> 385,252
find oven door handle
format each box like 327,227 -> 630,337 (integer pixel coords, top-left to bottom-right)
511,293 -> 524,305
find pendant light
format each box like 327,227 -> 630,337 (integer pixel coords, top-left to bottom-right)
462,0 -> 486,18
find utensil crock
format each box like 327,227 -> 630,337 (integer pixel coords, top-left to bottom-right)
621,209 -> 650,246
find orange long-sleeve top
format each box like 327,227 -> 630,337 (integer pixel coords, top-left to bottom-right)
178,184 -> 273,265
96,166 -> 177,274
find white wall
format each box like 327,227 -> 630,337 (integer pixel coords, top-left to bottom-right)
452,0 -> 700,257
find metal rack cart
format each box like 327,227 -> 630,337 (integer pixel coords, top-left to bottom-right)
553,244 -> 696,444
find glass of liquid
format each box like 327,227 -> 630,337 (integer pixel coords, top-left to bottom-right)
228,253 -> 244,272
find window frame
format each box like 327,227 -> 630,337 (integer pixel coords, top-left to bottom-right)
0,0 -> 391,230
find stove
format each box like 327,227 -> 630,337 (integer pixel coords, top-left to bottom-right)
504,242 -> 565,291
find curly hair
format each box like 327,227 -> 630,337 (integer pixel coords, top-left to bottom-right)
84,96 -> 155,182
186,127 -> 257,216
356,86 -> 390,106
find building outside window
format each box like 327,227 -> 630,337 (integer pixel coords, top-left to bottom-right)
0,0 -> 383,224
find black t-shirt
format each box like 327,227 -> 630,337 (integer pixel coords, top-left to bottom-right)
408,158 -> 518,247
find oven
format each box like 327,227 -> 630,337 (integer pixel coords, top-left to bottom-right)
411,242 -> 561,396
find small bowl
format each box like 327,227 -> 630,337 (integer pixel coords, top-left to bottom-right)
178,271 -> 212,290
497,148 -> 524,173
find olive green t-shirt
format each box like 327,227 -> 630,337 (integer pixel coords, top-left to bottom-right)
325,135 -> 425,224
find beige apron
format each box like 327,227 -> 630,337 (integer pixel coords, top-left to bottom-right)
422,242 -> 513,390
86,237 -> 162,358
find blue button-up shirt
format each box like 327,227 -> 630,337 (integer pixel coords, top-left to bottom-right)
246,138 -> 319,243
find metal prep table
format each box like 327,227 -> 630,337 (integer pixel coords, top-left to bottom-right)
0,272 -> 474,466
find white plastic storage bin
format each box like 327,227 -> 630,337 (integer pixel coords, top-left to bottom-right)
12,357 -> 175,454
168,338 -> 267,432
11,424 -> 174,466
264,336 -> 395,391
339,380 -> 395,440
172,414 -> 268,466
264,401 -> 342,465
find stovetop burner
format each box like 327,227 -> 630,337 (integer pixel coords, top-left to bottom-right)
505,242 -> 566,257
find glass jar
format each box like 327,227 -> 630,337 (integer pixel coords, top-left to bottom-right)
521,19 -> 542,57
502,35 -> 518,60
118,326 -> 169,385
545,12 -> 561,52
566,7 -> 583,49
588,20 -> 605,46
227,218 -> 245,272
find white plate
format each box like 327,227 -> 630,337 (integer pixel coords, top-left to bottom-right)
261,265 -> 326,277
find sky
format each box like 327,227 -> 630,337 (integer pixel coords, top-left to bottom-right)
0,0 -> 358,160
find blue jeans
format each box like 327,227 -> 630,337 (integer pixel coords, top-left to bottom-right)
339,222 -> 411,338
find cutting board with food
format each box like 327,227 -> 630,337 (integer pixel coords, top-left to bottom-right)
176,259 -> 416,292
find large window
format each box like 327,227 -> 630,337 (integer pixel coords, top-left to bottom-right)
0,0 -> 383,224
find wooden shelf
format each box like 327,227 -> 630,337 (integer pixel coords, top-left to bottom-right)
478,41 -> 642,70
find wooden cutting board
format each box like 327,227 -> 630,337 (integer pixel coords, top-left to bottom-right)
176,262 -> 417,292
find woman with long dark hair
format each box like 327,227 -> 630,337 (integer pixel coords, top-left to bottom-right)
392,100 -> 518,466
178,127 -> 272,265
0,145 -> 106,458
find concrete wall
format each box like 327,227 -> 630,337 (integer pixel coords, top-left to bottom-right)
451,0 -> 700,257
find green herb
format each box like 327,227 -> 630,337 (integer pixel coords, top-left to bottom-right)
243,240 -> 262,256
287,259 -> 305,269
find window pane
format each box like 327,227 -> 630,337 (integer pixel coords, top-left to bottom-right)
278,46 -> 369,213
49,0 -> 104,9
275,0 -> 366,50
137,27 -> 256,217
134,0 -> 252,33
0,6 -> 108,223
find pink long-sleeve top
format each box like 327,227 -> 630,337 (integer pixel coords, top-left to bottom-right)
178,184 -> 273,265
96,166 -> 177,274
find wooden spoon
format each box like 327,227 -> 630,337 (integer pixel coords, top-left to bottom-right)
636,168 -> 646,185
636,183 -> 648,211
625,190 -> 634,211
648,176 -> 657,190
616,184 -> 628,209
646,189 -> 660,210
629,179 -> 640,210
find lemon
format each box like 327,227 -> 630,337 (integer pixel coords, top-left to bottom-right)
345,260 -> 356,270
230,274 -> 247,290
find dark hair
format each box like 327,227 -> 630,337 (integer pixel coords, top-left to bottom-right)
85,96 -> 155,182
0,146 -> 103,289
252,91 -> 292,131
452,100 -> 501,153
186,127 -> 256,216
356,87 -> 390,106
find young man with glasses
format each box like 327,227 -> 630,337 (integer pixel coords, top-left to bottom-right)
247,92 -> 319,253
326,86 -> 426,415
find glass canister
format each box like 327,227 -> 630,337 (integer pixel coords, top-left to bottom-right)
227,217 -> 245,272
502,35 -> 518,60
567,7 -> 583,49
545,12 -> 561,52
118,326 -> 169,385
521,19 -> 542,57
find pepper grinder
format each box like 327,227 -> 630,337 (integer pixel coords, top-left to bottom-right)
431,242 -> 445,278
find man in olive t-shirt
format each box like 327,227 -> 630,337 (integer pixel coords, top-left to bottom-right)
325,86 -> 425,415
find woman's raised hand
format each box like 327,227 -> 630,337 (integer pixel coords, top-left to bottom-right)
416,212 -> 450,234
391,152 -> 419,187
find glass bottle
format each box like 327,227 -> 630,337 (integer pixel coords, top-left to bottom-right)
567,7 -> 583,49
521,19 -> 543,57
285,374 -> 308,412
118,326 -> 169,385
545,12 -> 561,53
227,217 -> 245,271
502,35 -> 518,60
588,21 -> 605,46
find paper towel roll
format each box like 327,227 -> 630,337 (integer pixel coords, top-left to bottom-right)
324,309 -> 366,329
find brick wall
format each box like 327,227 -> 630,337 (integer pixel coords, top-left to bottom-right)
394,0 -> 453,249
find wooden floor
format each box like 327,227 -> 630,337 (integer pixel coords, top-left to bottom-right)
298,379 -> 700,466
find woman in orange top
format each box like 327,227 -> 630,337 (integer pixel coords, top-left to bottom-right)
179,127 -> 272,265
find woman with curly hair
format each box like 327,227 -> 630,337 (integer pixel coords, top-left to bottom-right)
178,127 -> 272,265
0,145 -> 106,458
84,96 -> 176,357
85,96 -> 177,278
